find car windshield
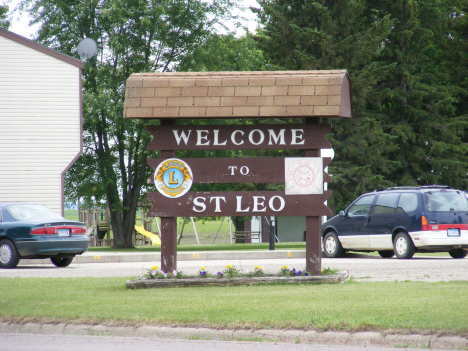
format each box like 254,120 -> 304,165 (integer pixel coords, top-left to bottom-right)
424,191 -> 468,212
6,204 -> 62,220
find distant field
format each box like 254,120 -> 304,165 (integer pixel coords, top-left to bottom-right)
64,209 -> 79,221
65,210 -> 237,246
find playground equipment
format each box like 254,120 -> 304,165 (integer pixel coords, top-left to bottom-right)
79,204 -> 164,247
79,206 -> 112,247
212,216 -> 232,244
133,204 -> 161,246
134,225 -> 161,245
177,217 -> 200,244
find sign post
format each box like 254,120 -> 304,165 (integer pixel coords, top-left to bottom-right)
305,118 -> 322,275
159,118 -> 178,273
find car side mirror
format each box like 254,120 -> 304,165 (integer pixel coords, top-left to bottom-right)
339,210 -> 346,217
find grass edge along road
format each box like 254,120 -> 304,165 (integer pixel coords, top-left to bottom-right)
1,278 -> 467,337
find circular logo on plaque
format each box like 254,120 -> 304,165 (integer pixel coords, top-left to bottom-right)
154,158 -> 193,198
285,158 -> 323,195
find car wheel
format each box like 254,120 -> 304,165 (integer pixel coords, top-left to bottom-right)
323,231 -> 344,258
0,239 -> 20,269
50,257 -> 74,267
448,249 -> 468,259
378,250 -> 395,258
393,232 -> 416,259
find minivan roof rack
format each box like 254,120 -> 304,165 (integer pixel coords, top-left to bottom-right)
384,185 -> 452,191
385,186 -> 418,190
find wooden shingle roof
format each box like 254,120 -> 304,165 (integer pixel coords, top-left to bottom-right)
124,70 -> 352,119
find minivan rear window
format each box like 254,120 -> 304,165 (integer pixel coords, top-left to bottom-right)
425,191 -> 468,212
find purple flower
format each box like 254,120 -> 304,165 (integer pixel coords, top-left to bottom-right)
304,273 -> 309,276
217,272 -> 223,278
298,270 -> 302,275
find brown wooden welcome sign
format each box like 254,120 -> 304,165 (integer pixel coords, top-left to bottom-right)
146,124 -> 331,150
124,70 -> 353,275
147,158 -> 332,184
147,191 -> 332,217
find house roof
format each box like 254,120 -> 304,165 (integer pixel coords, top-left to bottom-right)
124,70 -> 353,119
0,27 -> 84,69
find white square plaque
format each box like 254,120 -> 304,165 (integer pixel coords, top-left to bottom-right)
285,157 -> 323,195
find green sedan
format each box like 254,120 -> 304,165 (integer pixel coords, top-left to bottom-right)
0,203 -> 89,268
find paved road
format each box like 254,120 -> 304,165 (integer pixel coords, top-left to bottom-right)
0,333 -> 453,351
1,253 -> 467,282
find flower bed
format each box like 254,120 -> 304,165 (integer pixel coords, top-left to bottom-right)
126,265 -> 349,289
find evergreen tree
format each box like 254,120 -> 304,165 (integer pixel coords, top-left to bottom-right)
256,0 -> 398,210
370,0 -> 468,189
443,2 -> 468,136
256,0 -> 468,211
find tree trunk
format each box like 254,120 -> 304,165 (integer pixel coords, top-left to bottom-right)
232,217 -> 246,231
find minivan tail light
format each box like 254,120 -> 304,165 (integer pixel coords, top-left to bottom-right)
421,216 -> 428,231
30,226 -> 87,235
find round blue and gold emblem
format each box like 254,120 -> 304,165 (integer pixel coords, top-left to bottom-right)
154,158 -> 193,198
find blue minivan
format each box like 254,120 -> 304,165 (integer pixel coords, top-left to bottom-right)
321,186 -> 468,259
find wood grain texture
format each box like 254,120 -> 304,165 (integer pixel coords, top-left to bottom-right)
147,157 -> 332,184
147,190 -> 332,217
147,124 -> 331,151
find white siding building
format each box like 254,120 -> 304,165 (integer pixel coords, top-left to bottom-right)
0,28 -> 83,215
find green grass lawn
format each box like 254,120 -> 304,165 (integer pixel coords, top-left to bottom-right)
0,278 -> 467,335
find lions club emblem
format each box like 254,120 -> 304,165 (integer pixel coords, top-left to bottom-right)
154,158 -> 193,198
285,157 -> 323,195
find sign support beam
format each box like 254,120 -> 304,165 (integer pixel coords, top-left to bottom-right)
305,118 -> 322,275
160,118 -> 177,273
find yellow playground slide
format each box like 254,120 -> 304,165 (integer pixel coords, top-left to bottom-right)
134,225 -> 161,246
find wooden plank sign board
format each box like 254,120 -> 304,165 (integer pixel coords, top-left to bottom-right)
147,124 -> 331,151
148,191 -> 332,217
147,157 -> 332,184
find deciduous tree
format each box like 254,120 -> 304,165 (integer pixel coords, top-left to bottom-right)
0,4 -> 10,29
20,0 -> 233,247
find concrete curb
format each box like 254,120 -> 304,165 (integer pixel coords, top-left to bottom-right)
19,250 -> 308,265
1,322 -> 467,349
